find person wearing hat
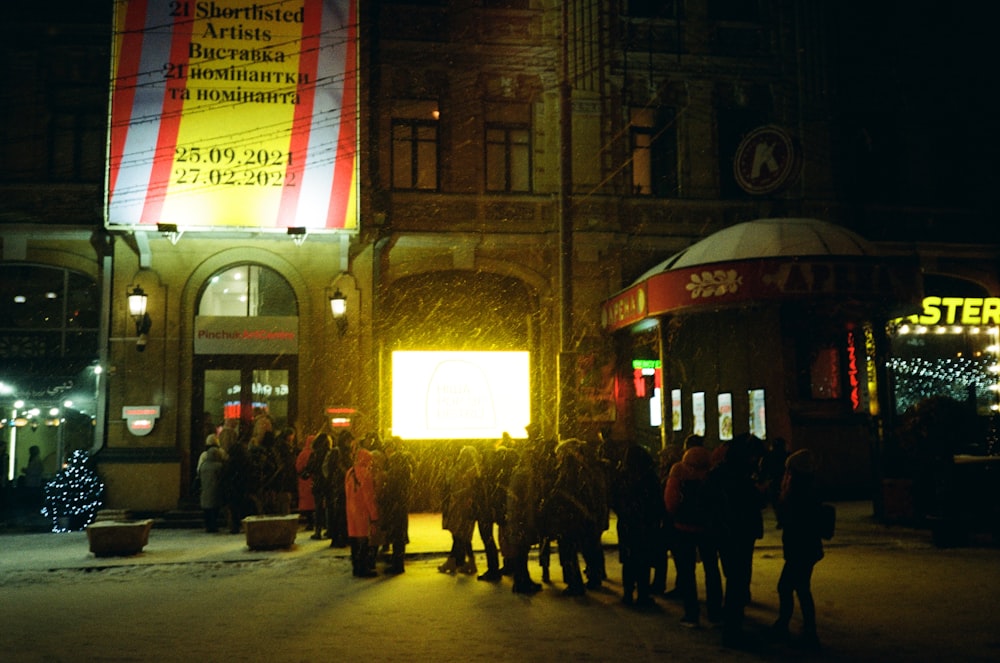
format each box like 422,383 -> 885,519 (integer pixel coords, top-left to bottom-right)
771,448 -> 824,650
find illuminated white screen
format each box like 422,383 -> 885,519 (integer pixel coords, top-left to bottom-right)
392,351 -> 530,439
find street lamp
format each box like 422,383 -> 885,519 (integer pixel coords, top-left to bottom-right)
329,288 -> 347,336
127,285 -> 152,351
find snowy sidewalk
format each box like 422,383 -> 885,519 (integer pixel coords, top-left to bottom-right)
0,502 -> 930,574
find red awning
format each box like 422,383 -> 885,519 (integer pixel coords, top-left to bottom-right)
602,218 -> 922,332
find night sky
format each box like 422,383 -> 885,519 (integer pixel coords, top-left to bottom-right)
829,2 -> 996,230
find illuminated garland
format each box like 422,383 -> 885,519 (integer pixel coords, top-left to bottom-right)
41,450 -> 105,533
888,356 -> 994,415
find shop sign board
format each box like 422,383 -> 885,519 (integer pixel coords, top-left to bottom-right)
107,0 -> 359,232
194,316 -> 298,354
733,125 -> 801,195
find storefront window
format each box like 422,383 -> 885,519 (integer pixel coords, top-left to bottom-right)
889,278 -> 999,418
0,265 -> 101,479
890,315 -> 998,416
810,346 -> 842,400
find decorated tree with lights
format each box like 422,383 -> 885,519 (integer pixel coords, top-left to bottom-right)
41,449 -> 105,533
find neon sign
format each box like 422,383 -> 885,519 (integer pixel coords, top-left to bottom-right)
904,297 -> 1000,326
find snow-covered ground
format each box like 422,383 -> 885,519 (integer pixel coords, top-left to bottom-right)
1,507 -> 998,662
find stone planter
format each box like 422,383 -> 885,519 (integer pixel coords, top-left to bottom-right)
86,519 -> 154,557
243,515 -> 300,550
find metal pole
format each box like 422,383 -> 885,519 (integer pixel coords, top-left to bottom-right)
558,2 -> 575,439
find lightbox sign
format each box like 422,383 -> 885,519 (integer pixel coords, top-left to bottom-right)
194,316 -> 298,354
391,351 -> 531,440
123,405 -> 161,436
107,0 -> 358,232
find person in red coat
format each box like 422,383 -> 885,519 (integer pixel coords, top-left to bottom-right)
295,436 -> 316,530
664,444 -> 723,627
345,443 -> 379,577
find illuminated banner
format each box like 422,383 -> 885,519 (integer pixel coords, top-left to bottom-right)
107,0 -> 358,231
391,351 -> 531,440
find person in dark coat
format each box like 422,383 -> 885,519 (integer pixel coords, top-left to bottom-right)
305,433 -> 332,540
271,427 -> 298,516
222,436 -> 254,533
771,449 -> 825,650
475,434 -> 516,582
324,430 -> 353,547
611,443 -> 667,608
502,439 -> 543,594
534,436 -> 558,584
438,445 -> 481,575
705,433 -> 768,648
579,437 -> 611,590
197,442 -> 226,532
379,437 -> 413,574
543,438 -> 601,596
760,437 -> 789,511
249,430 -> 278,514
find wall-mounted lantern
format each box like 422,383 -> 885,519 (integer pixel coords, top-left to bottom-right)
329,288 -> 347,336
127,285 -> 152,351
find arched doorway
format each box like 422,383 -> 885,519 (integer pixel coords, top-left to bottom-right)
190,264 -> 299,486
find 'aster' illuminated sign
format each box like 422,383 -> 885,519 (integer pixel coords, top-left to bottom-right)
905,297 -> 1000,326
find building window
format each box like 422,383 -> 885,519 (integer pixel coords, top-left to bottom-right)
392,119 -> 439,191
198,265 -> 297,317
486,124 -> 531,192
630,107 -> 678,196
708,0 -> 760,21
483,0 -> 529,8
49,111 -> 105,183
627,0 -> 677,18
0,265 -> 99,360
809,346 -> 842,400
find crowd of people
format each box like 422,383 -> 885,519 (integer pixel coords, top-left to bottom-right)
196,410 -> 415,578
197,412 -> 826,651
432,427 -> 824,652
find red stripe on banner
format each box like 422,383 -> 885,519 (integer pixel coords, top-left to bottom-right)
108,0 -> 149,200
278,2 -> 322,226
327,4 -> 357,228
140,11 -> 193,224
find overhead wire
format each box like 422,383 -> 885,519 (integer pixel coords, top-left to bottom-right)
3,1 -> 729,209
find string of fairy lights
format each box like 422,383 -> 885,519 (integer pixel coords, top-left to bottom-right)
889,322 -> 1000,455
40,449 -> 105,533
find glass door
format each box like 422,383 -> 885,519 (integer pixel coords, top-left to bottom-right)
192,357 -> 295,489
200,365 -> 292,438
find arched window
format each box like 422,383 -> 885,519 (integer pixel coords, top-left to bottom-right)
198,264 -> 297,317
